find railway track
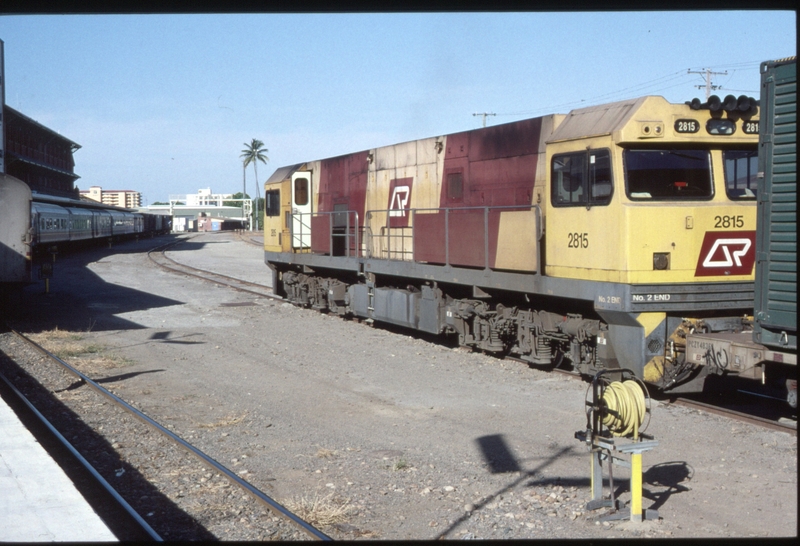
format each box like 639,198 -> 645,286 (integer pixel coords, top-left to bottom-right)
147,236 -> 277,300
150,238 -> 797,437
0,364 -> 161,541
236,230 -> 264,247
0,328 -> 330,541
506,357 -> 797,435
668,396 -> 796,436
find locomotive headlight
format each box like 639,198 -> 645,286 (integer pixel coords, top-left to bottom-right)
639,122 -> 664,138
653,252 -> 670,270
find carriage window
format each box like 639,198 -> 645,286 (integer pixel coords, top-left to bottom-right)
625,149 -> 712,200
294,178 -> 309,206
551,149 -> 612,207
265,189 -> 281,217
724,149 -> 758,200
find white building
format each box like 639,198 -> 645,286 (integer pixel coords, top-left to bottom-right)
140,188 -> 252,232
181,188 -> 233,207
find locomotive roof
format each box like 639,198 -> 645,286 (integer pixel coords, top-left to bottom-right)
266,163 -> 306,184
547,96 -> 650,142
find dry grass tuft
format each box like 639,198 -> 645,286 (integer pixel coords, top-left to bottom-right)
392,458 -> 408,471
29,327 -> 83,343
283,492 -> 355,528
28,328 -> 104,360
315,448 -> 337,459
199,412 -> 247,429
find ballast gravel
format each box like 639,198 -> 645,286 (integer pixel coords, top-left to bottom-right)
2,232 -> 796,541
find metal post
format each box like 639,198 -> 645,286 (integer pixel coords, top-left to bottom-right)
591,449 -> 603,502
630,452 -> 643,522
484,207 -> 490,269
444,208 -> 449,266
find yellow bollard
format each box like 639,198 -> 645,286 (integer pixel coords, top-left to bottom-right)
631,452 -> 643,522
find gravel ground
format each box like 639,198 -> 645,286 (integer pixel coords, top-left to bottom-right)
3,232 -> 797,540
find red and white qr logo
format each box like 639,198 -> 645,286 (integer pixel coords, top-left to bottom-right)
387,177 -> 413,227
694,231 -> 756,277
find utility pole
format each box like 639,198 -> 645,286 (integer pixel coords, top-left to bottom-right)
687,68 -> 728,100
242,163 -> 249,231
473,112 -> 496,128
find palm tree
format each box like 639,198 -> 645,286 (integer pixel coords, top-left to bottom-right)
240,139 -> 269,230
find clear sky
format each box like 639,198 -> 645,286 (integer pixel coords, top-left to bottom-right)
0,12 -> 796,205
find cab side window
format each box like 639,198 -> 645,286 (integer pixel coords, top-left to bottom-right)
265,189 -> 281,217
294,178 -> 309,206
723,149 -> 758,200
551,149 -> 612,207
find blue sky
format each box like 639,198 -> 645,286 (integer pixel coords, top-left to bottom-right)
0,12 -> 796,205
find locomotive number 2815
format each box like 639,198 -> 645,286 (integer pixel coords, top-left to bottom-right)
568,232 -> 589,248
714,215 -> 745,228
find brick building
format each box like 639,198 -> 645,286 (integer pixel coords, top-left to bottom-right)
3,105 -> 81,199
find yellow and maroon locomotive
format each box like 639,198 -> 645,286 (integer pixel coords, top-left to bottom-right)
264,94 -> 766,393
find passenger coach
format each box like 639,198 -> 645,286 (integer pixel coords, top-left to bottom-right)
263,94 -> 763,393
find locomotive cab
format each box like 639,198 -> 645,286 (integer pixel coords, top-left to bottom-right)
543,96 -> 760,390
544,96 -> 759,285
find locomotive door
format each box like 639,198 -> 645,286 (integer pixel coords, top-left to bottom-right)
291,172 -> 312,249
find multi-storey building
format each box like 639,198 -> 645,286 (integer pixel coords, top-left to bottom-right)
80,186 -> 141,208
3,105 -> 81,199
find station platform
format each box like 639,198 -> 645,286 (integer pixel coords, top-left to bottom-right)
0,390 -> 117,542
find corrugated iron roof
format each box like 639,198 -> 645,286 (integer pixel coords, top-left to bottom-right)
548,96 -> 648,142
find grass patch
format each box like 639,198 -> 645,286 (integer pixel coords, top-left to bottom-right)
27,328 -> 131,369
392,458 -> 408,471
283,492 -> 355,528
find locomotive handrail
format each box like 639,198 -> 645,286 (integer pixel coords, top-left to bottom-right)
364,204 -> 542,268
290,210 -> 360,257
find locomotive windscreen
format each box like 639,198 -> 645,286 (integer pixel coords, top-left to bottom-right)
624,149 -> 712,200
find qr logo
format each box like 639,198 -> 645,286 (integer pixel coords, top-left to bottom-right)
694,231 -> 756,277
387,177 -> 413,227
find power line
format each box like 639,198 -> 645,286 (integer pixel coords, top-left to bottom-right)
687,68 -> 728,100
473,112 -> 496,127
485,62 -> 762,121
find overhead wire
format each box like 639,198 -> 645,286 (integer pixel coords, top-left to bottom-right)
493,62 -> 763,119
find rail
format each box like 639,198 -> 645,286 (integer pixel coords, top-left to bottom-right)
0,367 -> 162,541
8,328 -> 331,541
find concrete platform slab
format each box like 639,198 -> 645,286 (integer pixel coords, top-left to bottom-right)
0,392 -> 117,542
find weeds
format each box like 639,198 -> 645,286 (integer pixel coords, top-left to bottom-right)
283,492 -> 355,527
27,328 -> 129,369
392,458 -> 408,471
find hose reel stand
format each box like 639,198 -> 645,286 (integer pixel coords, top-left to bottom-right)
574,369 -> 659,523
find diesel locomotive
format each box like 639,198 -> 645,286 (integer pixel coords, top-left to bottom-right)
262,92 -> 791,396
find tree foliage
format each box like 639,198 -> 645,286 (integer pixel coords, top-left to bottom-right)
241,139 -> 269,230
